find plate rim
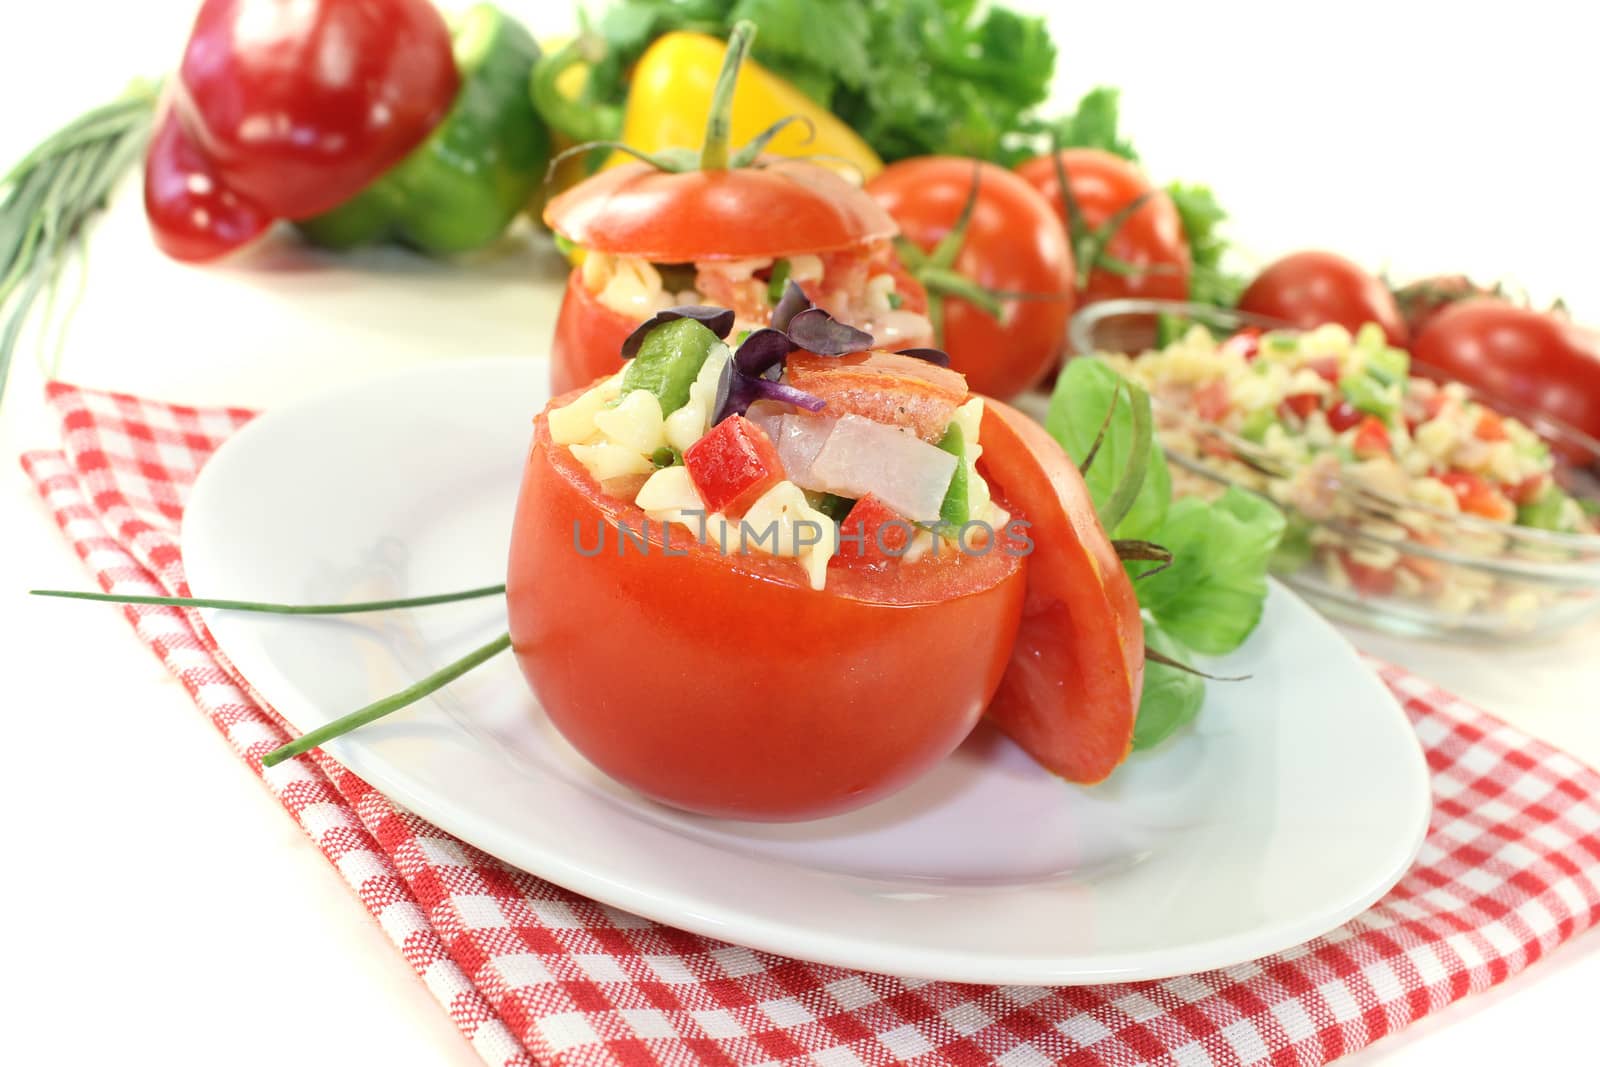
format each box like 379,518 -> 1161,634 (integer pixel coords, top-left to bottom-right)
181,357 -> 1434,985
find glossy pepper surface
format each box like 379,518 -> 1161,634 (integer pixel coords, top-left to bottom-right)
298,4 -> 549,254
145,0 -> 459,261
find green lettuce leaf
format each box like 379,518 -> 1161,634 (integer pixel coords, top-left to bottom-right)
1132,624 -> 1205,750
1046,358 -> 1169,541
1135,487 -> 1285,655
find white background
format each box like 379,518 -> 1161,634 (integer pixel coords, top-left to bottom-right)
2,1 -> 1598,1064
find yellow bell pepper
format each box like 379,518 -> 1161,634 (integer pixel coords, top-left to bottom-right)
611,33 -> 881,181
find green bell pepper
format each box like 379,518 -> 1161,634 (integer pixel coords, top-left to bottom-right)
297,4 -> 548,255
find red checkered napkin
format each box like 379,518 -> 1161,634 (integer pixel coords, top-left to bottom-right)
22,381 -> 1600,1067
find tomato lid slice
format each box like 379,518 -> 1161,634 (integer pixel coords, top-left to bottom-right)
543,159 -> 898,261
977,398 -> 1145,783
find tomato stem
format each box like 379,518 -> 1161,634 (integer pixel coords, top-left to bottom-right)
700,20 -> 757,171
31,583 -> 506,614
260,631 -> 513,768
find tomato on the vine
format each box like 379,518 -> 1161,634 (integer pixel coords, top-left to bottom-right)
866,157 -> 1075,398
1238,251 -> 1409,347
1411,300 -> 1600,443
1015,148 -> 1191,304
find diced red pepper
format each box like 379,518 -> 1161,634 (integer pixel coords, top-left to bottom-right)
1474,409 -> 1509,442
836,493 -> 914,566
1279,392 -> 1321,421
1438,471 -> 1516,522
1194,379 -> 1231,422
1351,415 -> 1391,458
1340,552 -> 1396,597
1307,356 -> 1342,383
1326,401 -> 1364,432
684,415 -> 785,518
1219,327 -> 1262,362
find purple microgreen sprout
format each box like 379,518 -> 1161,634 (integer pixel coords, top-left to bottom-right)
786,307 -> 873,355
770,279 -> 812,332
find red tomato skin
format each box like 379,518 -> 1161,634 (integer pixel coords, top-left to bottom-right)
785,350 -> 969,442
684,415 -> 784,517
1238,251 -> 1409,347
976,399 -> 1144,784
1015,149 -> 1192,304
1411,300 -> 1600,443
507,398 -> 1027,820
544,159 -> 897,261
866,158 -> 1075,399
172,0 -> 458,219
550,269 -> 642,395
143,109 -> 273,262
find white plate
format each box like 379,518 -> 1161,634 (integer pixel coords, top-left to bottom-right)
182,358 -> 1431,985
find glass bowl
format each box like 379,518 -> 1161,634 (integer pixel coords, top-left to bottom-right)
1066,299 -> 1600,640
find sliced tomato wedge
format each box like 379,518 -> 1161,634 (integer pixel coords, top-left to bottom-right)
977,398 -> 1145,783
786,350 -> 967,441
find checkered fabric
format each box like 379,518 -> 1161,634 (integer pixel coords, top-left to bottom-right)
21,381 -> 1600,1067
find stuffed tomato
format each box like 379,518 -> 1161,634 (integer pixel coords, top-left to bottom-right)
508,288 -> 1143,820
543,160 -> 934,396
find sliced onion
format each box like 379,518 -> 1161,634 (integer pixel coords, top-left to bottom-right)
768,413 -> 839,491
808,415 -> 958,521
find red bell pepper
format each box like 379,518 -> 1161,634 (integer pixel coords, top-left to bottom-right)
144,0 -> 458,262
683,414 -> 785,518
837,494 -> 913,565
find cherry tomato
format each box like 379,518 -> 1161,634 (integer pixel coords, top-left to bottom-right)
976,399 -> 1144,785
1411,300 -> 1600,442
172,0 -> 458,220
866,158 -> 1075,398
506,395 -> 1027,820
1238,251 -> 1409,347
1014,148 -> 1191,304
543,159 -> 897,261
143,110 -> 272,262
